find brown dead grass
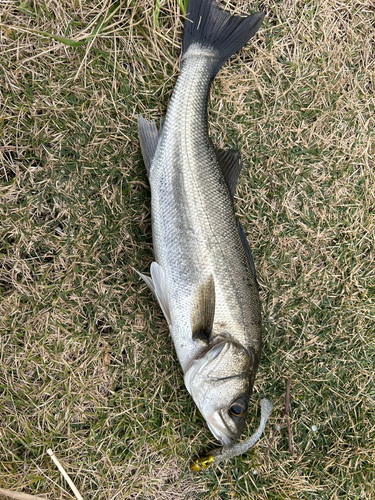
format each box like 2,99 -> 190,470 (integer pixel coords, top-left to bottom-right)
1,0 -> 374,499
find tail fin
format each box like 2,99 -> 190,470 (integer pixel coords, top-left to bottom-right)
182,0 -> 264,73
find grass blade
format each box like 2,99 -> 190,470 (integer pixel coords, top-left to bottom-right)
154,0 -> 161,28
19,2 -> 121,47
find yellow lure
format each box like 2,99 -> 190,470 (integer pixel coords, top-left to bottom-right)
190,455 -> 215,471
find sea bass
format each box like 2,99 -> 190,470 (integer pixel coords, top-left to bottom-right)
136,0 -> 272,467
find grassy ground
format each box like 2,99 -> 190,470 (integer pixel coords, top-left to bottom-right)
0,0 -> 374,498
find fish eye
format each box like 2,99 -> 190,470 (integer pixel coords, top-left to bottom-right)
229,399 -> 247,417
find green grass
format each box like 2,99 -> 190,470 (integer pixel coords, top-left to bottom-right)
0,0 -> 374,499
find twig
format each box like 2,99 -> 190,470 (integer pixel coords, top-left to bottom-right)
47,449 -> 84,500
266,377 -> 294,460
285,377 -> 293,454
0,487 -> 49,500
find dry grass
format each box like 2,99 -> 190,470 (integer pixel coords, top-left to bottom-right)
0,0 -> 374,498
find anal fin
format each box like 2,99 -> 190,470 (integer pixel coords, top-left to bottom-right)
137,116 -> 160,177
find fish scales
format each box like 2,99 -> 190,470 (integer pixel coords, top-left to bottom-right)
151,52 -> 261,371
136,0 -> 272,460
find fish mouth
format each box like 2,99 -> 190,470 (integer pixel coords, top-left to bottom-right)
205,411 -> 238,446
184,339 -> 249,446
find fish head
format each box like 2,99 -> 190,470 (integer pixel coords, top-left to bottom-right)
184,339 -> 255,446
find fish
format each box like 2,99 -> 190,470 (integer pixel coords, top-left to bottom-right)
136,0 -> 272,467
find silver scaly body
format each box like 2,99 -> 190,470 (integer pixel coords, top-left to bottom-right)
151,46 -> 261,374
136,0 -> 272,460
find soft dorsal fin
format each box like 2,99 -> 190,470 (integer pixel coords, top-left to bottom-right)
133,262 -> 171,325
237,219 -> 259,290
215,148 -> 243,199
190,275 -> 216,344
137,116 -> 160,177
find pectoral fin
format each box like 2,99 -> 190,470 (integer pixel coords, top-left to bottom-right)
134,262 -> 171,326
190,275 -> 215,343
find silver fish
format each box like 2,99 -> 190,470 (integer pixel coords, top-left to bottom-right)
136,0 -> 271,465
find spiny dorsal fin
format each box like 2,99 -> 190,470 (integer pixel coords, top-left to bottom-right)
237,219 -> 259,290
133,263 -> 172,326
216,148 -> 243,199
137,116 -> 159,177
190,275 -> 215,343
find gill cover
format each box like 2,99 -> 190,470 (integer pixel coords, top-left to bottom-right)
184,340 -> 253,445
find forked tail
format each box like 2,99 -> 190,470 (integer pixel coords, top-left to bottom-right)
181,0 -> 264,75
